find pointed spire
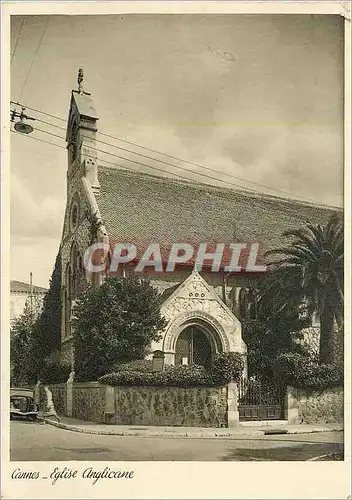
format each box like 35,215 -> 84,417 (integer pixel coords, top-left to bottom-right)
77,68 -> 84,94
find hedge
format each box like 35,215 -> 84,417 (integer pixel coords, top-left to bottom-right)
275,352 -> 343,391
113,359 -> 153,373
99,352 -> 245,387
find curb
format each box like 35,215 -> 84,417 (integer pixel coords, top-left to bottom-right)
285,426 -> 343,434
307,454 -> 330,461
306,452 -> 344,462
38,418 -> 265,439
38,417 -> 343,439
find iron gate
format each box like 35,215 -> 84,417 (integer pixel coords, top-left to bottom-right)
238,378 -> 285,421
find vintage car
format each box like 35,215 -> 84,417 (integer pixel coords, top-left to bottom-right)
10,388 -> 38,421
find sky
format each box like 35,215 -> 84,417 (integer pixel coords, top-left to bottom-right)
10,14 -> 344,288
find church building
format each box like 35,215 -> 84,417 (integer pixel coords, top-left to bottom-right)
59,74 -> 337,370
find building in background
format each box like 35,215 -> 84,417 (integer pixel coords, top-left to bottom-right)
10,280 -> 48,322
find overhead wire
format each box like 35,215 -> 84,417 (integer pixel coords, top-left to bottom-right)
29,124 -> 293,198
32,126 -> 220,184
11,100 -> 301,198
10,100 -> 333,205
9,130 -> 191,183
10,129 -> 65,150
17,16 -> 50,102
11,17 -> 25,64
10,128 -> 315,222
18,112 -> 288,196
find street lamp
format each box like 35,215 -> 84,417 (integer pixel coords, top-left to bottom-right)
11,107 -> 35,134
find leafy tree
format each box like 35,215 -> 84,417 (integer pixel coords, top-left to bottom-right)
10,296 -> 42,386
260,213 -> 343,364
243,312 -> 311,386
73,276 -> 167,381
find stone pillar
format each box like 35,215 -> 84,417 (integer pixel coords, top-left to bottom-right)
285,386 -> 300,424
66,371 -> 75,417
241,352 -> 248,380
34,380 -> 41,408
232,287 -> 242,319
227,381 -> 240,427
164,351 -> 175,366
104,385 -> 115,424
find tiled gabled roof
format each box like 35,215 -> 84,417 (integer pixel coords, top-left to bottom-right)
10,281 -> 48,294
96,166 -> 341,265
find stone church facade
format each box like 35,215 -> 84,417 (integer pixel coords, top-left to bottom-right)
59,78 -> 337,370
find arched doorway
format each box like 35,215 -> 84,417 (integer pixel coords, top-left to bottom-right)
175,325 -> 217,370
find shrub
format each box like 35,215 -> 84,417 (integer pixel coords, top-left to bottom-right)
276,352 -> 343,391
39,361 -> 71,385
99,364 -> 215,387
211,352 -> 244,384
99,358 -> 247,388
114,359 -> 153,373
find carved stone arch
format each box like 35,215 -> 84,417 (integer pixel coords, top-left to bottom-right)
163,310 -> 232,353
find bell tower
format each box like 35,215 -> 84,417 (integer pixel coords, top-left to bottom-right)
66,69 -> 100,194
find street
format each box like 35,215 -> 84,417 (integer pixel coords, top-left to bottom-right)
10,421 -> 343,461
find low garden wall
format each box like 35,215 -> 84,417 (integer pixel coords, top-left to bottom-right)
51,384 -> 66,416
73,382 -> 106,423
40,381 -> 228,427
286,386 -> 344,425
39,379 -> 343,428
113,386 -> 227,427
296,386 -> 344,424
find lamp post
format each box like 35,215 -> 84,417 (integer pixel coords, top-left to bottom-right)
10,106 -> 35,134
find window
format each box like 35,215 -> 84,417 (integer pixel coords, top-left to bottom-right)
239,287 -> 258,320
239,288 -> 249,319
70,122 -> 78,164
69,243 -> 86,300
69,200 -> 79,233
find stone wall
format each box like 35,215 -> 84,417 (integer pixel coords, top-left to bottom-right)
72,382 -> 106,423
51,384 -> 66,415
46,380 -> 228,427
300,324 -> 344,368
286,386 -> 343,425
42,380 -> 344,428
114,386 -> 227,427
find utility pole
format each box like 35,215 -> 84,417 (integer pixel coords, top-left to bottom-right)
29,272 -> 33,323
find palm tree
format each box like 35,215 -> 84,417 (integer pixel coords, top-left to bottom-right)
260,213 -> 344,364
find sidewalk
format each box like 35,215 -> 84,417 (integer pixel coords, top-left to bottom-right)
38,415 -> 343,439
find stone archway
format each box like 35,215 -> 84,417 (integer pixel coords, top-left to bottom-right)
174,320 -> 223,370
149,271 -> 247,368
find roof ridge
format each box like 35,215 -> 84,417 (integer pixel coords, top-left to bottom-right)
10,280 -> 48,292
97,164 -> 341,211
